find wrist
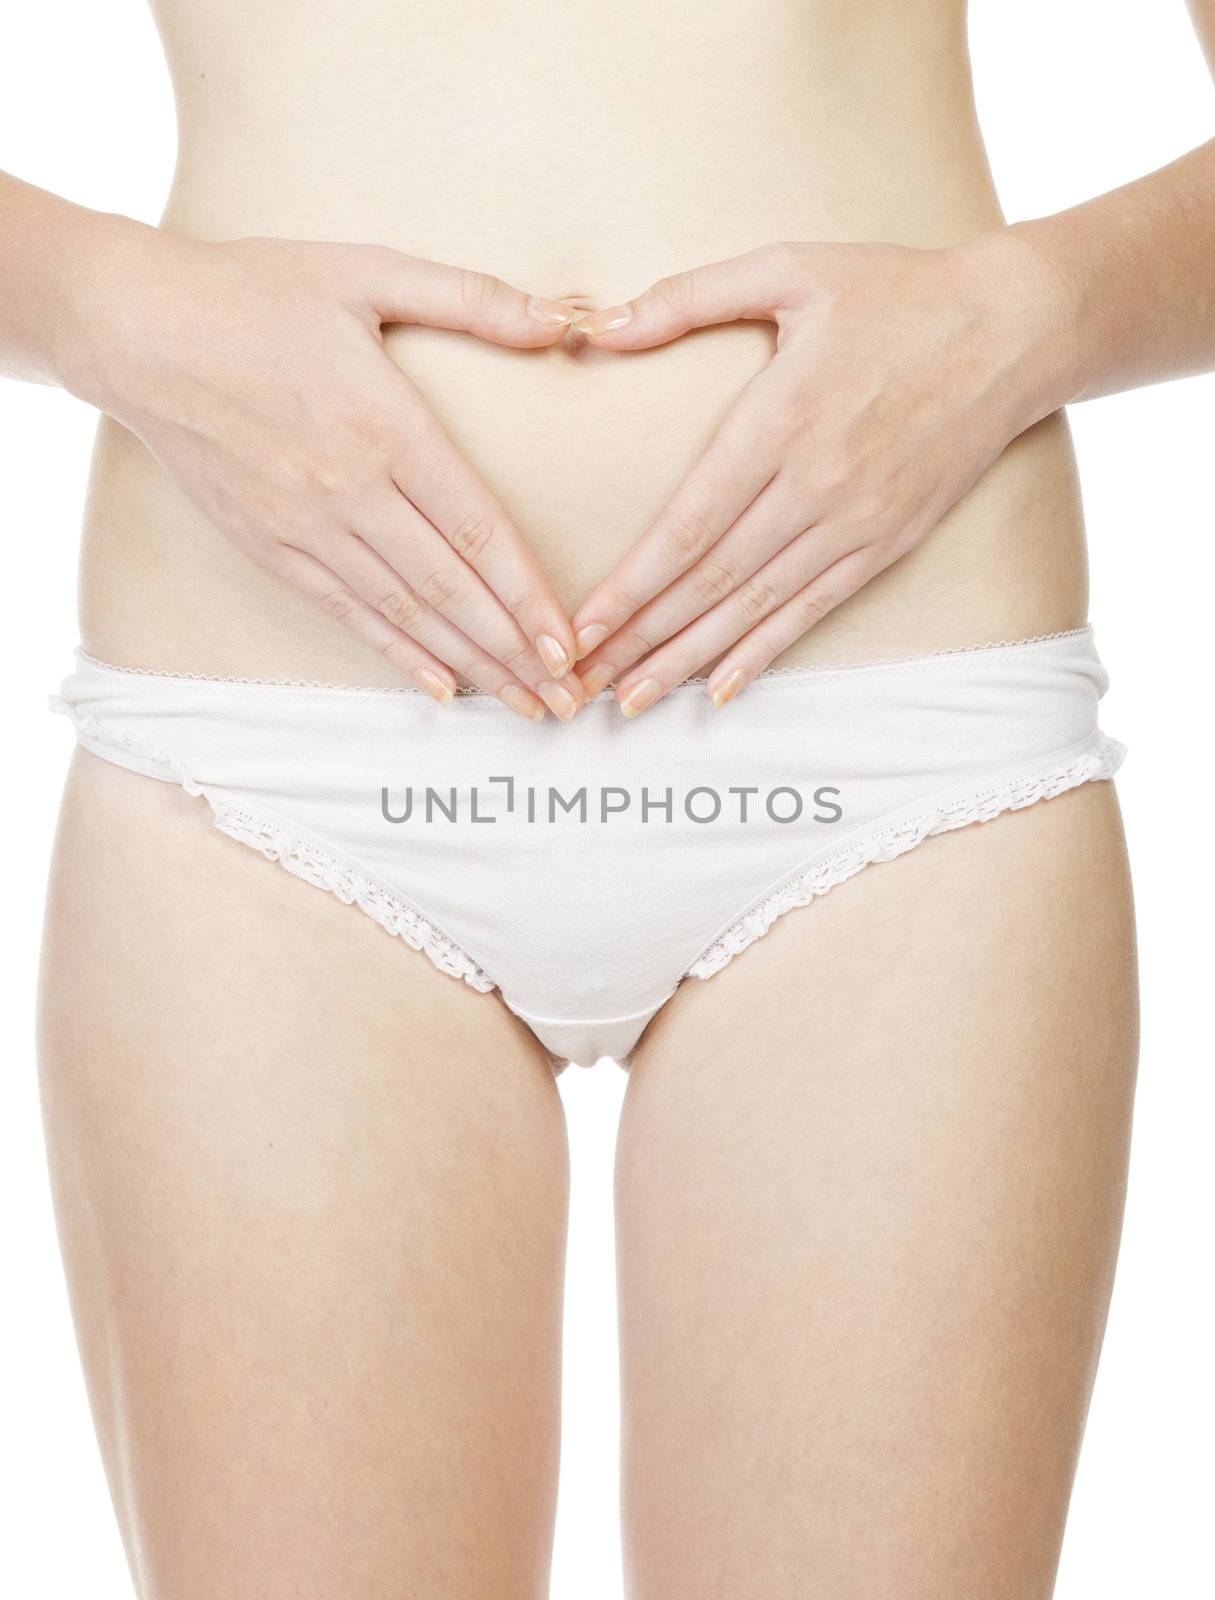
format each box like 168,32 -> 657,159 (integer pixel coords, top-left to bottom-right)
946,224 -> 1088,427
47,209 -> 177,410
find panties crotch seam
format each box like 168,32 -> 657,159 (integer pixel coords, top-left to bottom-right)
503,996 -> 680,1069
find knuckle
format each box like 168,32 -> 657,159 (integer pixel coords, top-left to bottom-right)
359,242 -> 400,279
665,509 -> 717,565
796,584 -> 837,627
300,457 -> 354,498
884,525 -> 918,561
763,240 -> 803,277
261,451 -> 304,496
650,270 -> 695,319
222,513 -> 271,557
735,577 -> 781,624
377,586 -> 424,630
299,452 -> 383,504
447,510 -> 501,564
346,404 -> 396,459
835,488 -> 884,529
319,587 -> 359,624
509,592 -> 552,636
602,580 -> 644,620
418,566 -> 465,614
809,452 -> 852,499
394,400 -> 441,458
612,625 -> 655,663
498,637 -> 535,676
458,267 -> 502,322
690,559 -> 737,607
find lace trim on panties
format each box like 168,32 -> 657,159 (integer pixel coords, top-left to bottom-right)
204,802 -> 498,992
57,707 -> 498,995
56,703 -> 1124,1008
74,627 -> 1093,697
686,734 -> 1127,981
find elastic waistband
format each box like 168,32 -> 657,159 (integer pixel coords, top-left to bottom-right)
65,626 -> 1100,704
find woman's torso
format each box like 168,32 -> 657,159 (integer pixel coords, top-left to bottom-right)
79,0 -> 1088,683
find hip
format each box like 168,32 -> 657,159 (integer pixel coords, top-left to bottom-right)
78,348 -> 1089,685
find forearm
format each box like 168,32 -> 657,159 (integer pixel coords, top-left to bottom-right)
972,138 -> 1215,415
0,172 -> 152,394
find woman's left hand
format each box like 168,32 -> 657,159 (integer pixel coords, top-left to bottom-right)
569,235 -> 1073,713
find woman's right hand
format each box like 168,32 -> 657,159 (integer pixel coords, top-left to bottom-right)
66,225 -> 587,720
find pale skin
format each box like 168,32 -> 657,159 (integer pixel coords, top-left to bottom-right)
570,176 -> 1215,711
9,0 -> 1211,1594
2,203 -> 590,720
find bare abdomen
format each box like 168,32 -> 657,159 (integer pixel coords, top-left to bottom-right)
79,0 -> 1088,681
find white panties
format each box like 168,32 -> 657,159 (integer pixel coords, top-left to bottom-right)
51,628 -> 1125,1069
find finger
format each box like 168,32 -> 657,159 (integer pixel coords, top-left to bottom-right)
272,546 -> 458,704
706,546 -> 887,710
391,401 -> 580,684
282,540 -> 551,722
613,532 -> 875,717
356,487 -> 587,711
326,532 -> 570,720
570,408 -> 780,656
576,473 -> 814,692
365,249 -> 582,348
573,243 -> 805,348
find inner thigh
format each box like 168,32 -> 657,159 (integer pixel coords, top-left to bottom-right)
37,750 -> 568,1600
615,781 -> 1138,1600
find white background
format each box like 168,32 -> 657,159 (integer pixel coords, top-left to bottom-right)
2,3 -> 1212,1595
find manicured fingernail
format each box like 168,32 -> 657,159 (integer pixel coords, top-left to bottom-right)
500,685 -> 546,722
412,667 -> 454,705
576,304 -> 633,337
527,297 -> 581,327
536,634 -> 571,676
575,623 -> 608,658
538,681 -> 579,723
620,677 -> 660,718
710,668 -> 746,709
581,663 -> 615,697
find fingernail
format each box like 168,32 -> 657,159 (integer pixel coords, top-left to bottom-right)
412,667 -> 454,705
527,297 -> 581,327
536,634 -> 571,676
581,662 -> 615,697
710,668 -> 746,709
500,685 -> 546,722
538,681 -> 579,723
575,623 -> 608,658
576,304 -> 633,337
620,677 -> 660,718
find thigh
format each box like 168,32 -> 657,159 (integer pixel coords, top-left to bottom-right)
616,781 -> 1138,1600
37,750 -> 568,1600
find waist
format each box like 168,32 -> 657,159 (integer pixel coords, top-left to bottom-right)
159,0 -> 992,267
80,352 -> 1090,683
79,46 -> 1090,682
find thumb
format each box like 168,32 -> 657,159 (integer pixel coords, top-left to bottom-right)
365,250 -> 582,347
573,244 -> 800,349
